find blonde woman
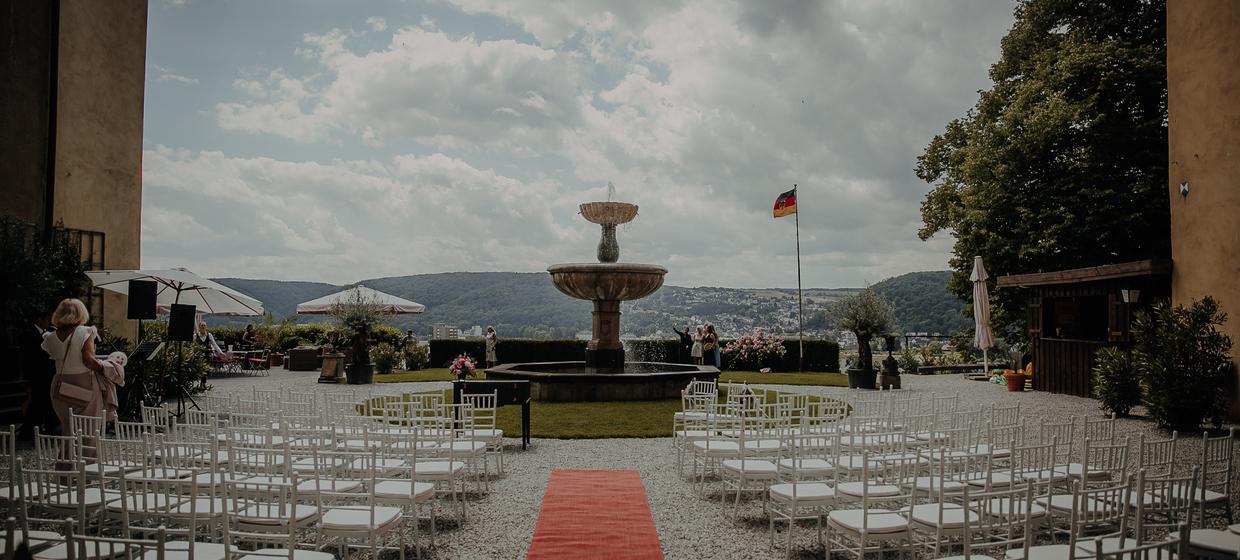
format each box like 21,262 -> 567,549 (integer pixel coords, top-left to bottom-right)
41,299 -> 107,436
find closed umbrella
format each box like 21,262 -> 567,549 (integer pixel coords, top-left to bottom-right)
295,286 -> 425,315
86,268 -> 264,316
970,255 -> 994,374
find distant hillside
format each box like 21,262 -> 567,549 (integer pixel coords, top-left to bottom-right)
871,271 -> 971,334
211,270 -> 968,338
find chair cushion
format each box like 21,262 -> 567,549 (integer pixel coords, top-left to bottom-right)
721,459 -> 778,475
1034,495 -> 1116,515
836,482 -> 900,498
835,455 -> 881,470
237,503 -> 319,526
966,472 -> 1013,488
238,549 -> 335,560
320,506 -> 403,531
412,461 -> 465,477
970,498 -> 1048,519
827,508 -> 909,534
105,492 -> 184,512
171,497 -> 231,516
777,458 -> 834,475
1189,529 -> 1240,554
1005,545 -> 1071,560
907,503 -> 977,529
742,439 -> 783,453
374,480 -> 436,502
770,482 -> 834,504
296,478 -> 363,494
47,487 -> 121,508
35,542 -> 129,560
146,541 -> 227,560
909,477 -> 966,494
1066,462 -> 1115,480
691,440 -> 740,456
1017,468 -> 1070,483
439,441 -> 487,455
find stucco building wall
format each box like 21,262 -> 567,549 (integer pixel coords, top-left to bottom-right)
1166,0 -> 1240,412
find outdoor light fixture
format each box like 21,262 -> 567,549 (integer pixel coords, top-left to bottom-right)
1180,182 -> 1189,198
1121,289 -> 1141,304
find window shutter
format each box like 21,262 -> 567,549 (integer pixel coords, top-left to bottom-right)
1028,296 -> 1043,339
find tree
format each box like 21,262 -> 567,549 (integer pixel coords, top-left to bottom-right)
832,288 -> 897,373
916,0 -> 1169,344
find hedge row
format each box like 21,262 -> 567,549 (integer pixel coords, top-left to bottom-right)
210,323 -> 403,352
428,338 -> 840,372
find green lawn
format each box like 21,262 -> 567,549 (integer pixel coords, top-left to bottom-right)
364,369 -> 847,439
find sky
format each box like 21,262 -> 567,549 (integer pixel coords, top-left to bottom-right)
140,0 -> 1018,289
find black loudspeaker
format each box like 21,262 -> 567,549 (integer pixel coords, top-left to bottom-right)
127,280 -> 158,320
168,304 -> 197,342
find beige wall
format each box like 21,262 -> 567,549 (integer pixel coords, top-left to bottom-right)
51,0 -> 148,340
1167,0 -> 1240,415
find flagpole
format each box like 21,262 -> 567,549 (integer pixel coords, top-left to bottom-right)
793,184 -> 804,371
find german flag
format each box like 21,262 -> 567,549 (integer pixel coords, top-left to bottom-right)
773,188 -> 797,218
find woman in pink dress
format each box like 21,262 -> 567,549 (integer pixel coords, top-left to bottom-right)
42,299 -> 107,433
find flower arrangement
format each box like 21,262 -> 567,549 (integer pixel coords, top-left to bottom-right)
723,328 -> 787,371
449,354 -> 477,379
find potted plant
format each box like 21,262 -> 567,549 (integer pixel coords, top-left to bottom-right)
832,287 -> 897,389
260,312 -> 295,367
1003,369 -> 1027,392
330,287 -> 394,385
450,354 -> 477,380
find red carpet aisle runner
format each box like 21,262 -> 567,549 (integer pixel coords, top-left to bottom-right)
527,470 -> 664,560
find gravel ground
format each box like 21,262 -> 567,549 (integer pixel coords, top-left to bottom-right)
30,370 -> 1238,559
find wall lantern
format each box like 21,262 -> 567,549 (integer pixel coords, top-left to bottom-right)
1121,289 -> 1141,304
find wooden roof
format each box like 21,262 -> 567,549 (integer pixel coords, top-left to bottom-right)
995,259 -> 1172,288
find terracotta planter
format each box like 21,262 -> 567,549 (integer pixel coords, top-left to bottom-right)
269,352 -> 285,367
1004,373 -> 1027,392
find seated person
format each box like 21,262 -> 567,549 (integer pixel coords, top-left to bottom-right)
240,324 -> 257,348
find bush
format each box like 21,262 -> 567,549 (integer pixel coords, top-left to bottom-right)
1134,297 -> 1234,431
723,328 -> 787,370
371,343 -> 400,375
403,344 -> 430,371
1091,346 -> 1141,417
897,347 -> 921,374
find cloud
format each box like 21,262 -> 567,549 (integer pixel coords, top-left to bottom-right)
214,27 -> 587,150
366,16 -> 387,32
151,0 -> 1017,288
148,64 -> 199,84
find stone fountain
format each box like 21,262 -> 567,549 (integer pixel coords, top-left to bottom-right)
485,200 -> 720,401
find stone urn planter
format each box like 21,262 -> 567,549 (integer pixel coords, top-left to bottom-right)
1003,372 -> 1027,392
269,352 -> 285,368
847,367 -> 877,390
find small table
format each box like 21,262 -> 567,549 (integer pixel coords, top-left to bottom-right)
452,380 -> 531,450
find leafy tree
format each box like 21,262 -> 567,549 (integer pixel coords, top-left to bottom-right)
916,0 -> 1169,343
831,288 -> 897,372
0,217 -> 88,345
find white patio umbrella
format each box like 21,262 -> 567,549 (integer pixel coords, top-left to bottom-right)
970,255 -> 995,373
295,285 -> 425,315
86,268 -> 265,316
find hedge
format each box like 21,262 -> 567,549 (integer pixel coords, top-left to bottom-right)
429,338 -> 840,372
204,323 -> 403,352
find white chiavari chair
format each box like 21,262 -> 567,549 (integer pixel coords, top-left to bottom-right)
1189,427 -> 1235,526
315,450 -> 405,560
461,390 -> 505,474
825,451 -> 915,559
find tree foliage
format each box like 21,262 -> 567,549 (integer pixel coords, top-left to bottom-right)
1132,297 -> 1233,431
916,0 -> 1169,343
831,287 -> 897,371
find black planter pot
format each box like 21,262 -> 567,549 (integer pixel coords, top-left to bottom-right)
847,367 -> 877,390
345,363 -> 375,385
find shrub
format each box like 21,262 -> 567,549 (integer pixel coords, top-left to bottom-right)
897,347 -> 921,374
723,328 -> 787,370
428,338 -> 841,372
1133,297 -> 1234,431
403,344 -> 430,371
1091,346 -> 1141,417
831,288 -> 897,372
371,343 -> 400,375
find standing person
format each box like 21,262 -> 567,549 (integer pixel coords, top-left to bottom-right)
690,326 -> 704,365
19,314 -> 58,438
194,322 -> 226,359
42,299 -> 109,437
704,324 -> 721,368
402,330 -> 417,348
672,325 -> 693,364
484,326 -> 498,368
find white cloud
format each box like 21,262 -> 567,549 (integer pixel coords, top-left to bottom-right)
150,0 -> 1017,288
148,64 -> 199,84
366,16 -> 387,32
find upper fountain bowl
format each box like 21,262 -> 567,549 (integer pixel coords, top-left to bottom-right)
580,202 -> 638,226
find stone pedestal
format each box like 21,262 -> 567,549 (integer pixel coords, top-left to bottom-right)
586,300 -> 624,368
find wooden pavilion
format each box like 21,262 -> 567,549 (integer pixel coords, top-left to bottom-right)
996,259 -> 1171,397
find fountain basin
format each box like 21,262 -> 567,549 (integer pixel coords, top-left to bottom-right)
547,263 -> 667,301
485,362 -> 721,402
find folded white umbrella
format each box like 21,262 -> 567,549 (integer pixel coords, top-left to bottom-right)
970,255 -> 994,373
86,268 -> 264,316
295,285 -> 425,315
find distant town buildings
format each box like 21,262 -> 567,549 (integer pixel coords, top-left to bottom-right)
432,323 -> 461,339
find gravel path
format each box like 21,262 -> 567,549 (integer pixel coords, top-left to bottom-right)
193,370 -> 1240,559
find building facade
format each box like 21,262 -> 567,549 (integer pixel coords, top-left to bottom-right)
0,0 -> 148,339
1167,0 -> 1240,413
